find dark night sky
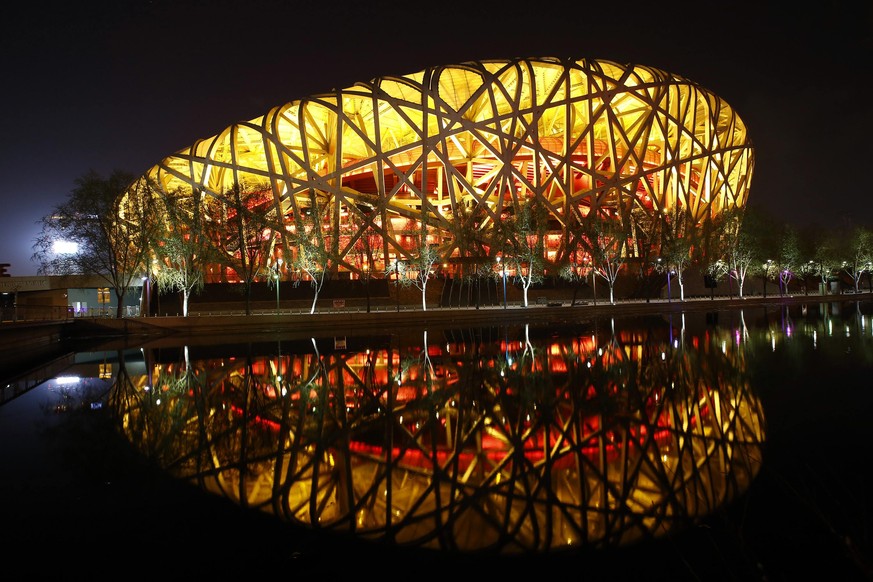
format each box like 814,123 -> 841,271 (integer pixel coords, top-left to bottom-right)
2,0 -> 871,276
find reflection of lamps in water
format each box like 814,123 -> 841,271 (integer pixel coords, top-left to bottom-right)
275,339 -> 284,396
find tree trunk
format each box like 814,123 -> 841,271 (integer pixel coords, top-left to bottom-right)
421,281 -> 427,311
115,289 -> 125,318
365,280 -> 371,313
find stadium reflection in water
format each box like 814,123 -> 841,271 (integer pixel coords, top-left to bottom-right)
108,312 -> 766,555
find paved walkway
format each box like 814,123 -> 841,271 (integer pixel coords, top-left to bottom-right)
66,291 -> 871,341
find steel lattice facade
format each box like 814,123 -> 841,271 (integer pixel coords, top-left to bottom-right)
127,56 -> 754,282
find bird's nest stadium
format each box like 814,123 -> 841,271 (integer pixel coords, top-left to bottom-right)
121,56 -> 754,286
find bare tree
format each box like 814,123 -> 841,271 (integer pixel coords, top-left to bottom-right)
582,219 -> 627,305
795,259 -> 818,295
559,208 -> 594,306
291,194 -> 332,314
773,225 -> 802,296
707,259 -> 732,298
842,226 -> 873,293
390,224 -> 439,311
32,170 -> 159,317
808,230 -> 841,295
345,207 -> 385,312
213,182 -> 276,315
504,200 -> 548,307
658,235 -> 693,301
715,207 -> 768,299
442,202 -> 492,307
151,186 -> 218,316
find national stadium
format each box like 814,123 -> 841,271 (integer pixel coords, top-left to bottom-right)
122,56 -> 754,299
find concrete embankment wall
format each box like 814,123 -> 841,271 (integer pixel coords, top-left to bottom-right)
63,293 -> 859,342
0,320 -> 72,351
69,306 -> 539,338
0,320 -> 75,379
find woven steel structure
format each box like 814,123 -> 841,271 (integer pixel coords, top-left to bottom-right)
128,56 -> 754,282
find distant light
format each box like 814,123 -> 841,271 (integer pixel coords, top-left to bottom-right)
53,240 -> 79,254
55,376 -> 81,385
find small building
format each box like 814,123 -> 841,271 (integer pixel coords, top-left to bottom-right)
0,275 -> 144,321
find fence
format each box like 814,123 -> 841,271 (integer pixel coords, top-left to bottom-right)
0,304 -> 140,323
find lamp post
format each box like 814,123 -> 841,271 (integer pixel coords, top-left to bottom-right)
667,269 -> 673,303
656,257 -> 671,302
497,255 -> 507,309
394,259 -> 401,312
585,257 -> 596,306
271,258 -> 283,315
762,262 -> 767,298
141,275 -> 150,316
807,260 -> 815,295
842,261 -> 849,294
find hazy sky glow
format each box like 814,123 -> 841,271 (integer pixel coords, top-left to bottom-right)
2,1 -> 871,276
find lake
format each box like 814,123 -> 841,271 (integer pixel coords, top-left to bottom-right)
1,300 -> 871,580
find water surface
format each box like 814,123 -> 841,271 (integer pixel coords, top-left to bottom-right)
2,301 -> 871,579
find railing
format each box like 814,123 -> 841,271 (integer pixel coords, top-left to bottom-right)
69,305 -> 141,318
1,305 -> 71,323
4,289 -> 867,323
0,304 -> 141,323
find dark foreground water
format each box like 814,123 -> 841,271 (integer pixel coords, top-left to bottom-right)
2,301 -> 872,580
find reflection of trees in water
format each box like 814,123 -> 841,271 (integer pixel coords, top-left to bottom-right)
749,303 -> 873,367
109,320 -> 765,555
110,347 -> 205,463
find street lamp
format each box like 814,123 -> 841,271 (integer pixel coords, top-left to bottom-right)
656,257 -> 671,302
763,259 -> 772,298
393,259 -> 401,312
497,255 -> 507,309
141,275 -> 150,316
807,260 -> 815,296
271,258 -> 283,314
585,257 -> 596,306
667,269 -> 673,303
